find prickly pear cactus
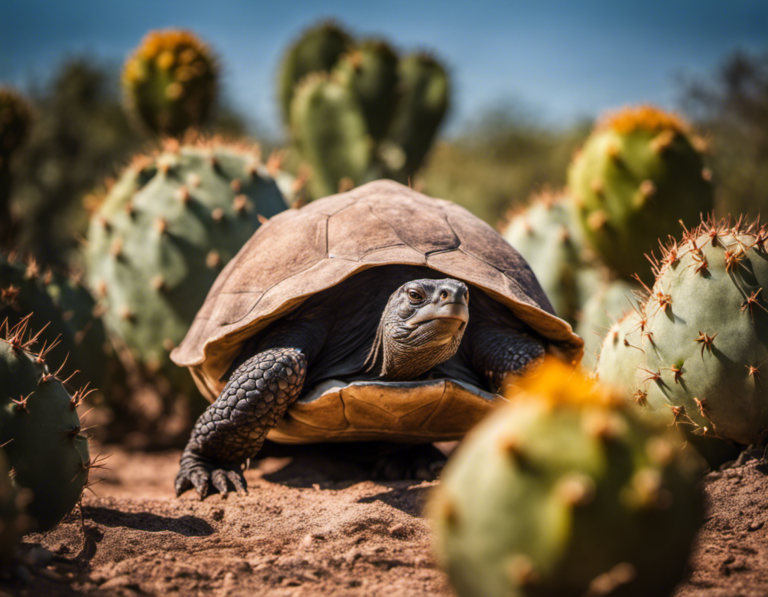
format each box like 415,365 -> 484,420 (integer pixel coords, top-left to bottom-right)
85,139 -> 288,391
290,74 -> 374,199
123,29 -> 217,136
0,449 -> 30,567
0,319 -> 90,532
333,40 -> 400,142
386,53 -> 450,182
567,105 -> 713,282
0,87 -> 33,244
634,217 -> 768,446
502,190 -> 596,326
0,252 -> 111,397
430,359 -> 703,597
278,21 -> 353,126
577,277 -> 642,370
281,22 -> 450,199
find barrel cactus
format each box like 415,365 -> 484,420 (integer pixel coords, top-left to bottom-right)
567,105 -> 713,283
502,190 -> 597,326
85,138 -> 288,393
0,318 -> 90,532
430,358 -> 703,597
123,29 -> 217,136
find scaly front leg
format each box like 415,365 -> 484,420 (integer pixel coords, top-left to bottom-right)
175,347 -> 307,499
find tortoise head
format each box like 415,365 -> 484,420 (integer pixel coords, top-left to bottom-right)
366,278 -> 469,380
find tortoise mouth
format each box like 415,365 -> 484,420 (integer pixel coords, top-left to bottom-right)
407,302 -> 469,327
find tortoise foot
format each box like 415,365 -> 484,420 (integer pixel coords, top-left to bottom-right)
372,444 -> 447,481
175,452 -> 247,500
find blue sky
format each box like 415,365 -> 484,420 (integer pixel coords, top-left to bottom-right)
1,1 -> 766,137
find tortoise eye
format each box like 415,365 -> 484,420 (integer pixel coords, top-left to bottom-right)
407,289 -> 423,301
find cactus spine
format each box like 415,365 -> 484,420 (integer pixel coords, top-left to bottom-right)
567,105 -> 713,283
0,319 -> 90,532
123,29 -> 217,136
430,359 -> 703,597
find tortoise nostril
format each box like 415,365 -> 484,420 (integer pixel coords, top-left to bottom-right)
440,290 -> 448,301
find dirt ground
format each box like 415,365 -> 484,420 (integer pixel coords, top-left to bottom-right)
3,445 -> 768,597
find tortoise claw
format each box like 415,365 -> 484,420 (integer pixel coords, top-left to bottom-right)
175,452 -> 247,500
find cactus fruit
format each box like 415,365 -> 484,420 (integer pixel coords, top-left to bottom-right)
123,29 -> 217,136
502,190 -> 596,326
0,449 -> 30,567
577,278 -> 641,371
385,53 -> 450,181
278,21 -> 353,126
85,138 -> 288,391
0,87 -> 33,245
0,252 -> 111,398
290,74 -> 374,199
567,105 -> 713,283
0,318 -> 90,532
429,359 -> 703,597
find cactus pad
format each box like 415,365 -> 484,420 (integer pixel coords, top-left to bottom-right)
567,105 -> 713,282
430,359 -> 702,597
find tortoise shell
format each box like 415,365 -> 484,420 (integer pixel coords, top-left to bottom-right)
171,180 -> 583,442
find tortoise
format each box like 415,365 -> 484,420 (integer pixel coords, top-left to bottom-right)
171,180 -> 583,499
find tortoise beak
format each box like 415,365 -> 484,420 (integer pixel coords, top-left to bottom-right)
408,302 -> 469,326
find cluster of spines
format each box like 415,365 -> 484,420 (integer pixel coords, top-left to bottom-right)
596,215 -> 768,453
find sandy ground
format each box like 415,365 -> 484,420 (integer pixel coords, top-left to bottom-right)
2,445 -> 768,597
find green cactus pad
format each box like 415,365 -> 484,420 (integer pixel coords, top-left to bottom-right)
637,218 -> 768,446
278,21 -> 353,126
0,319 -> 90,532
430,359 -> 702,597
386,53 -> 450,181
85,139 -> 288,390
334,39 -> 400,142
502,190 -> 596,326
123,29 -> 217,136
290,75 -> 373,199
577,277 -> 642,371
567,105 -> 713,283
0,253 -> 111,397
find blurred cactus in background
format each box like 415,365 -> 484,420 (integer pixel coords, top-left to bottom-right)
568,105 -> 713,284
280,21 -> 450,198
0,88 -> 33,247
123,29 -> 218,137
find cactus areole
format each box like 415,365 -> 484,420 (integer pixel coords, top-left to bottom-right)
169,180 -> 582,499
